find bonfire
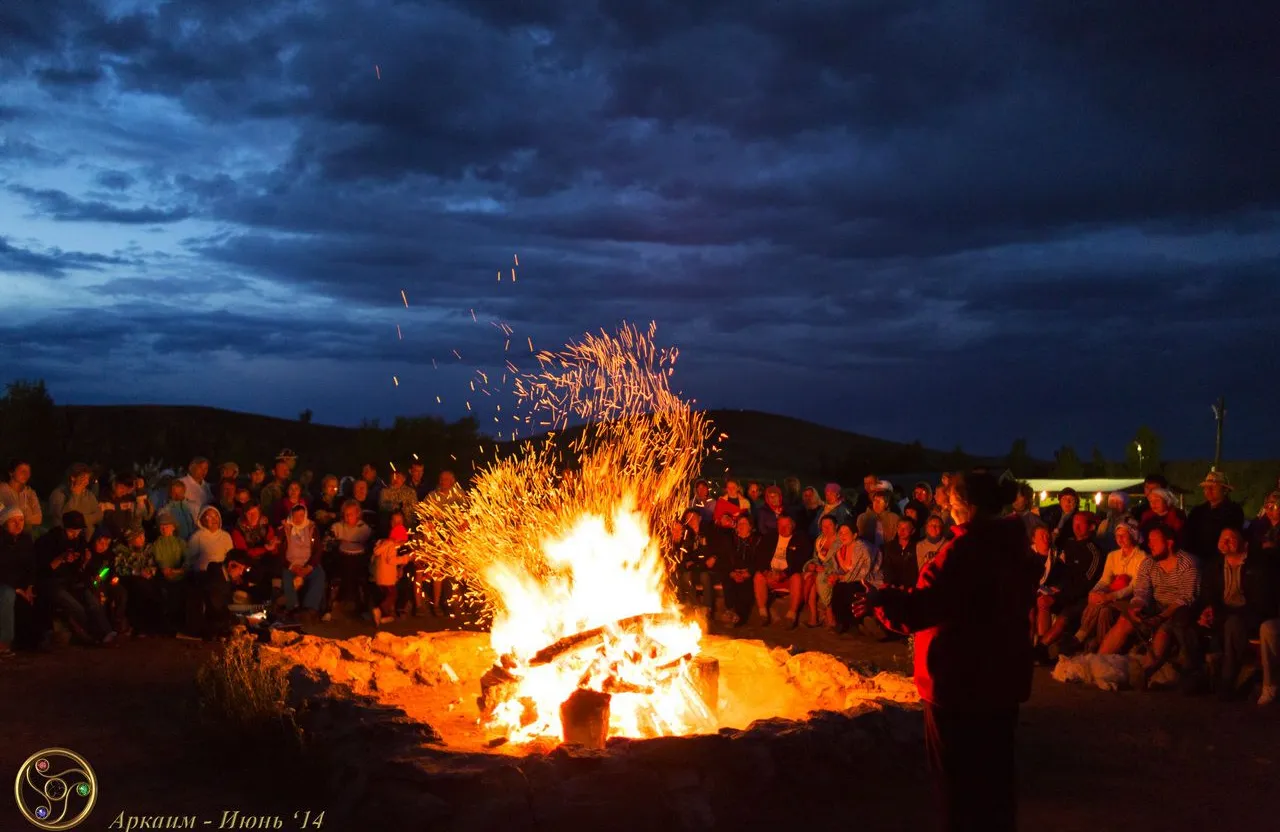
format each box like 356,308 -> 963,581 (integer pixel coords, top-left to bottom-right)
411,322 -> 720,745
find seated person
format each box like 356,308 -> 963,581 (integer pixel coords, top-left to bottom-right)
1073,520 -> 1149,651
802,516 -> 839,628
37,511 -> 115,645
1035,512 -> 1104,659
881,515 -> 920,588
281,503 -> 325,618
1098,524 -> 1202,689
915,514 -> 948,571
675,510 -> 714,609
1198,527 -> 1278,700
752,515 -> 808,628
720,513 -> 762,627
230,503 -> 280,601
828,519 -> 884,637
203,550 -> 253,640
150,512 -> 187,633
0,505 -> 42,655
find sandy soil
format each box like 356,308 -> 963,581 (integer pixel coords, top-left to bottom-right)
1,612 -> 1278,831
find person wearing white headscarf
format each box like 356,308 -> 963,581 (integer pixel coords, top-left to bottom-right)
1072,519 -> 1150,650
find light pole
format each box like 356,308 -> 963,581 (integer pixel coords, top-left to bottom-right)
1211,397 -> 1225,471
1135,442 -> 1144,475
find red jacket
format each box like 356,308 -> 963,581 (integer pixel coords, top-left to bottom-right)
873,515 -> 1041,709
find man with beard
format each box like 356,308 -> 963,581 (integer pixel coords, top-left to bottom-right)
1198,527 -> 1278,699
1099,524 -> 1202,689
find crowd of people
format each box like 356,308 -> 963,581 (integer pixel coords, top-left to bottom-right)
0,452 -> 467,654
668,470 -> 1280,704
3,451 -> 1279,707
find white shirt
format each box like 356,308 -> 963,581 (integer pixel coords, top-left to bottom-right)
771,534 -> 792,571
180,475 -> 212,519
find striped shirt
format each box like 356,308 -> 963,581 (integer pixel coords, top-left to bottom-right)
1132,552 -> 1200,611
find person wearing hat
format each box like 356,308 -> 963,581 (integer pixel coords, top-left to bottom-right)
186,505 -> 234,573
1183,470 -> 1247,562
0,505 -> 38,656
1072,519 -> 1150,652
47,463 -> 104,539
36,511 -> 115,645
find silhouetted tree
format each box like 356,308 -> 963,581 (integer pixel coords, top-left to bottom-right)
946,444 -> 967,472
299,409 -> 313,424
1087,447 -> 1108,477
1124,425 -> 1163,475
1005,438 -> 1032,475
1053,445 -> 1084,478
0,380 -> 62,490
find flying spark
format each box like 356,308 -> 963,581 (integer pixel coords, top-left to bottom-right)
401,289 -> 409,307
396,324 -> 402,340
527,336 -> 534,353
452,349 -> 462,360
514,254 -> 519,266
375,64 -> 381,79
393,376 -> 399,386
470,308 -> 477,322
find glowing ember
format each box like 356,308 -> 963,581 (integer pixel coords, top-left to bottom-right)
413,322 -> 714,744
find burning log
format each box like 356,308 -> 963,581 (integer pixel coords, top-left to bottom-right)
529,612 -> 684,667
560,689 -> 612,749
478,664 -> 521,717
688,656 -> 720,719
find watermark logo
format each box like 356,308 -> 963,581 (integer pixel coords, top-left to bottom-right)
14,749 -> 97,831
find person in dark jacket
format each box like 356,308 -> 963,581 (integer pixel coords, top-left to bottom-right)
860,471 -> 1038,832
755,485 -> 793,537
1250,492 -> 1280,564
675,510 -> 714,609
1037,487 -> 1080,549
1036,512 -> 1105,658
881,515 -> 921,589
1198,527 -> 1279,699
202,550 -> 252,640
722,513 -> 762,627
37,511 -> 115,645
0,506 -> 41,655
1183,470 -> 1247,562
752,515 -> 809,627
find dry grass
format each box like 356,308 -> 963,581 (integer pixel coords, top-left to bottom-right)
195,634 -> 300,748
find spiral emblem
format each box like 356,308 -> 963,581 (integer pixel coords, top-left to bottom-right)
14,749 -> 97,831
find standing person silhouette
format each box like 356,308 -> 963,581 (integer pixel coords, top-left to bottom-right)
856,471 -> 1039,832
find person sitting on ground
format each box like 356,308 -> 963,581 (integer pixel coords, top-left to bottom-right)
1098,525 -> 1202,690
720,513 -> 762,627
0,506 -> 39,656
329,500 -> 373,612
755,485 -> 791,537
281,503 -> 324,618
859,482 -> 901,550
202,550 -> 252,641
803,515 -> 839,628
1183,470 -> 1247,563
1198,527 -> 1278,700
112,525 -> 162,636
811,482 -> 853,539
829,519 -> 884,637
230,503 -> 280,602
48,463 -> 103,538
1095,492 -> 1132,554
1072,520 -> 1149,652
1035,511 -> 1105,659
1139,487 -> 1185,542
882,515 -> 921,589
187,505 -> 234,574
916,515 -> 948,571
38,511 -> 115,645
149,512 -> 186,633
752,515 -> 808,628
1039,488 -> 1080,549
1250,492 -> 1280,563
370,533 -> 411,627
0,459 -> 43,527
713,478 -> 752,527
161,479 -> 197,541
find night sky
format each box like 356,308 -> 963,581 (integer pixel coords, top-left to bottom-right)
2,1 -> 1277,460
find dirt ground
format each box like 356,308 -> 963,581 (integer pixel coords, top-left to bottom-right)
2,611 -> 1277,831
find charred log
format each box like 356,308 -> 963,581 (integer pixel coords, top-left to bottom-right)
560,689 -> 612,749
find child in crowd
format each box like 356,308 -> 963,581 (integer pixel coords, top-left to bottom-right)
112,525 -> 162,635
370,531 -> 410,626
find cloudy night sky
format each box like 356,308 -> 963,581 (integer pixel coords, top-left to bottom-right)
1,1 -> 1277,460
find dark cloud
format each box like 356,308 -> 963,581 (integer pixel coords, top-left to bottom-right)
0,0 -> 1277,459
0,236 -> 129,278
9,185 -> 189,224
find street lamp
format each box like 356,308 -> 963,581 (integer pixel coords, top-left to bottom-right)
1135,442 -> 1144,474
